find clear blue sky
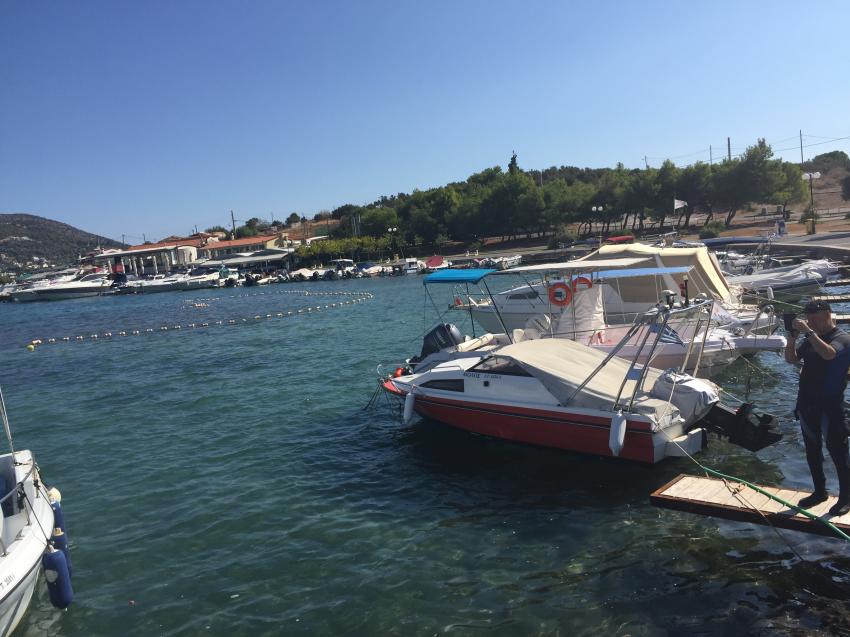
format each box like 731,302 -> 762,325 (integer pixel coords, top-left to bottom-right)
2,1 -> 848,243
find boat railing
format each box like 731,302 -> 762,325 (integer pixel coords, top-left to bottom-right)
0,462 -> 39,555
562,299 -> 715,411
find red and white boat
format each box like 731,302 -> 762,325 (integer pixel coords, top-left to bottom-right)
381,278 -> 781,464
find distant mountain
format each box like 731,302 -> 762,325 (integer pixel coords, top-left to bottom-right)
0,213 -> 121,271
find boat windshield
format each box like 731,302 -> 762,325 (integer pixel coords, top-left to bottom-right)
470,356 -> 532,377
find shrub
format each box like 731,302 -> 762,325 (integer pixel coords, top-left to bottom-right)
698,221 -> 726,239
799,208 -> 820,223
547,225 -> 578,249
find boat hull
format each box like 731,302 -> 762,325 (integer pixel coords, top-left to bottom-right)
0,558 -> 42,637
384,381 -> 666,463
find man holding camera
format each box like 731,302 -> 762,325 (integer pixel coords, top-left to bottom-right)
784,300 -> 850,515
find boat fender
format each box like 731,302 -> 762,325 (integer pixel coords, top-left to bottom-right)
548,282 -> 572,306
48,488 -> 65,530
609,411 -> 627,457
52,527 -> 73,578
42,547 -> 73,609
403,392 -> 415,424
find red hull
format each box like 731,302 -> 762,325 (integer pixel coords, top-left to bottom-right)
383,380 -> 659,463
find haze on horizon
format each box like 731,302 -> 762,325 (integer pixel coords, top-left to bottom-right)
2,1 -> 848,243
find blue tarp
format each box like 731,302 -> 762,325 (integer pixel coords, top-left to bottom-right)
591,266 -> 692,279
423,268 -> 498,284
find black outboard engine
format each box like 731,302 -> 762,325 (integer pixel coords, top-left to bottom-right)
416,323 -> 464,361
698,402 -> 782,452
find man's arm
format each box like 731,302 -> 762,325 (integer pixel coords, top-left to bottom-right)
784,332 -> 799,363
806,331 -> 838,361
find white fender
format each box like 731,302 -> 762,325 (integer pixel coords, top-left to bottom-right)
403,392 -> 415,424
609,411 -> 627,457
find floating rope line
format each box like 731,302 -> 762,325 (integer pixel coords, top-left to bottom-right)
183,289 -> 374,303
24,291 -> 375,350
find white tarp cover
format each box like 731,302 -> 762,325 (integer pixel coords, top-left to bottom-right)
551,284 -> 606,339
496,339 -> 685,428
650,370 -> 719,421
581,244 -> 735,304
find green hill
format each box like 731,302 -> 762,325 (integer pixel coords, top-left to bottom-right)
0,213 -> 121,272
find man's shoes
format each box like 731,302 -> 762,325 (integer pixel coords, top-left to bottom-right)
798,491 -> 828,509
829,499 -> 850,516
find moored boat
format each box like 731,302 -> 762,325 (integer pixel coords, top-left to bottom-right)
380,303 -> 781,464
0,388 -> 73,634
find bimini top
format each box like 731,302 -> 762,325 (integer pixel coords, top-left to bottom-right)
593,266 -> 692,279
423,268 -> 497,284
498,257 -> 649,274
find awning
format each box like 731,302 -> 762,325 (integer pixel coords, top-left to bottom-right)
497,257 -> 650,274
592,266 -> 692,279
423,268 -> 497,284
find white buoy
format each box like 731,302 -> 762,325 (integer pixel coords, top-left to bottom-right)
403,392 -> 415,424
609,410 -> 627,457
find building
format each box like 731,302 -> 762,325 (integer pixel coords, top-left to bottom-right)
197,235 -> 284,260
90,238 -> 205,275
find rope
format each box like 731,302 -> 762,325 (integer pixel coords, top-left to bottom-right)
24,292 -> 375,350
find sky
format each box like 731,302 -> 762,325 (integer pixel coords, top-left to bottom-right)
2,1 -> 849,243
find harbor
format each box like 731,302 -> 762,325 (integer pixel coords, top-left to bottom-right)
4,241 -> 850,634
5,2 -> 850,634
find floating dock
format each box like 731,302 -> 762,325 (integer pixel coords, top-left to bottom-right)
650,474 -> 850,537
810,293 -> 850,303
820,279 -> 850,288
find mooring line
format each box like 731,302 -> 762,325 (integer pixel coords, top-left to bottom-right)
24,293 -> 375,350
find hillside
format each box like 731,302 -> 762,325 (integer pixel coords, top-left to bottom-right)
0,213 -> 121,271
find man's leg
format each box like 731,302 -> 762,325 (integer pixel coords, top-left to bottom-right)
825,415 -> 850,515
799,414 -> 828,508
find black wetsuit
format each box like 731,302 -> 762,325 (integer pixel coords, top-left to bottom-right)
796,327 -> 850,497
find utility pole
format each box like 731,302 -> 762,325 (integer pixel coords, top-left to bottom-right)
727,137 -> 731,161
799,129 -> 805,164
709,145 -> 713,165
143,233 -> 146,243
230,210 -> 237,236
643,156 -> 649,169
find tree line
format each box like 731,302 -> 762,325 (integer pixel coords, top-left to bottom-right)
215,142 -> 850,253
320,140 -> 823,249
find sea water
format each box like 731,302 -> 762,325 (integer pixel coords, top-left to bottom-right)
2,277 -> 850,636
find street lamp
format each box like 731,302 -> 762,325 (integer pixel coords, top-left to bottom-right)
801,171 -> 821,234
591,206 -> 603,239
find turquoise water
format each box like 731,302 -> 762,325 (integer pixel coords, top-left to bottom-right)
2,278 -> 850,636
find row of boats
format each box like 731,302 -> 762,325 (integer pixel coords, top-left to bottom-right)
377,243 -> 839,465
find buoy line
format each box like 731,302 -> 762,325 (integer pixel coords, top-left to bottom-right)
24,293 -> 375,351
184,289 -> 374,303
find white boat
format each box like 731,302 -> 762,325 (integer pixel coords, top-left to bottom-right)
465,244 -> 782,335
446,262 -> 785,374
123,269 -> 223,293
11,272 -> 111,302
0,388 -> 72,634
726,260 -> 833,302
381,302 -> 781,464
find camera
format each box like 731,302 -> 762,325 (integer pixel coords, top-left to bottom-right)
783,312 -> 796,332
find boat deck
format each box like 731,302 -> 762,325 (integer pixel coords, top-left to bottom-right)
650,474 -> 850,538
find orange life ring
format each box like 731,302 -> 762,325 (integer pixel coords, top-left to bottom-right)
548,282 -> 572,306
572,276 -> 593,293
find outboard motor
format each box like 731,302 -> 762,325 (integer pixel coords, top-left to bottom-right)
417,324 -> 464,361
698,402 -> 782,451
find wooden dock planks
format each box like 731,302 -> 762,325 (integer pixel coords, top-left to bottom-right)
650,474 -> 850,538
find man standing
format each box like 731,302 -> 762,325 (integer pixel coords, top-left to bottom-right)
785,300 -> 850,515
